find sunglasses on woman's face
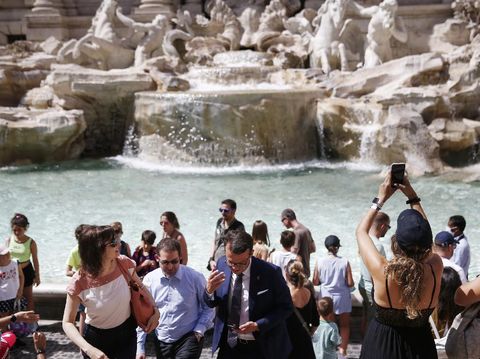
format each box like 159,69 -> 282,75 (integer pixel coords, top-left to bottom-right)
107,238 -> 120,247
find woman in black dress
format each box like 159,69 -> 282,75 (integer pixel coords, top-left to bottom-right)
285,260 -> 319,359
356,170 -> 443,359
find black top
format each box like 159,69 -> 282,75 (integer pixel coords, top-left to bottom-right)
374,263 -> 436,328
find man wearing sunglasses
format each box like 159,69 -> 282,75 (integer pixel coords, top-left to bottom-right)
136,238 -> 214,359
205,230 -> 293,359
208,199 -> 245,271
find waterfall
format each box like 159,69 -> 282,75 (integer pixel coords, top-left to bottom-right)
358,124 -> 379,163
315,114 -> 327,159
122,124 -> 137,157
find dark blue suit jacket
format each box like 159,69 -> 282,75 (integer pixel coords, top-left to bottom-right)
204,256 -> 293,359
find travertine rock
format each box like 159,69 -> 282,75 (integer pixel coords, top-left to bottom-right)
40,37 -> 63,56
322,53 -> 446,98
0,107 -> 86,166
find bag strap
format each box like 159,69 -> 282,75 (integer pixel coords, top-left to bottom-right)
116,258 -> 133,286
293,306 -> 311,336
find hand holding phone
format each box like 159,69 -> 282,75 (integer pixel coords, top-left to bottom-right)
391,163 -> 405,188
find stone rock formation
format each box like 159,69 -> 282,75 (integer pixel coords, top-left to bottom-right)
0,0 -> 479,177
0,108 -> 86,166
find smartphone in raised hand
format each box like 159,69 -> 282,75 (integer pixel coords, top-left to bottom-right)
391,163 -> 406,188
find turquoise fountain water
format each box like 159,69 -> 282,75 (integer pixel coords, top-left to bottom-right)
1,157 -> 479,285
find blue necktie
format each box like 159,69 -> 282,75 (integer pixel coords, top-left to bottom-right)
227,273 -> 243,348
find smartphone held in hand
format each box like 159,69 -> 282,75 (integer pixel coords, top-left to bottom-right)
391,163 -> 406,188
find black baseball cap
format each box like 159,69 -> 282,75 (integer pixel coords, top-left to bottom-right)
325,235 -> 341,248
396,209 -> 432,251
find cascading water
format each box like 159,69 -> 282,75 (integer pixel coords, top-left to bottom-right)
315,105 -> 327,159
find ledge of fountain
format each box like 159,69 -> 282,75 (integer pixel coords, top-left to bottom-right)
32,283 -> 363,321
33,283 -> 68,320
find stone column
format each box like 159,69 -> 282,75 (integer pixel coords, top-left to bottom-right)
31,0 -> 64,14
27,0 -> 67,41
134,0 -> 176,19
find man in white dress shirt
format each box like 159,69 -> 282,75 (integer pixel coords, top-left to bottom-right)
448,215 -> 470,279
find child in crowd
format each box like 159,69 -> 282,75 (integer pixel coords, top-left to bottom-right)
0,244 -> 24,318
252,220 -> 270,261
269,230 -> 301,280
132,230 -> 158,279
7,213 -> 40,311
313,297 -> 342,359
111,221 -> 131,257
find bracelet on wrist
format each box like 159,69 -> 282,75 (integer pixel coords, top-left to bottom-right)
371,197 -> 383,210
406,197 -> 421,205
36,350 -> 46,354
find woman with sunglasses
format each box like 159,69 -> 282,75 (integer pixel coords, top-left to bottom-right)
160,211 -> 188,265
63,225 -> 159,359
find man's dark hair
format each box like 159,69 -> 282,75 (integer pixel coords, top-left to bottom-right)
449,215 -> 466,232
281,208 -> 296,220
280,230 -> 295,249
157,237 -> 181,256
225,230 -> 253,254
221,199 -> 237,210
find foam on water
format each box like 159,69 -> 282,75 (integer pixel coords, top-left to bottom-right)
111,155 -> 383,175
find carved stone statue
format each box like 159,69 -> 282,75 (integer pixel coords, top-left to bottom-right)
309,0 -> 370,74
255,0 -> 288,51
363,0 -> 407,68
116,11 -> 171,67
57,0 -> 134,69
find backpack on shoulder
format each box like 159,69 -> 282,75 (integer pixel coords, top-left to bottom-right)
445,302 -> 480,359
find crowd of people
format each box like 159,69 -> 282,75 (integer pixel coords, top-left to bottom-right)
0,169 -> 478,358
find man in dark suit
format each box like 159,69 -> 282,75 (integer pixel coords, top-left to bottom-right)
204,230 -> 293,359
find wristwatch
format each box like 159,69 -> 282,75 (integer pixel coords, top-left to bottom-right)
10,314 -> 17,323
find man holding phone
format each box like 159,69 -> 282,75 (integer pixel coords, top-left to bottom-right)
204,230 -> 293,359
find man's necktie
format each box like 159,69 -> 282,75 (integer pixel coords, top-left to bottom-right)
227,273 -> 243,348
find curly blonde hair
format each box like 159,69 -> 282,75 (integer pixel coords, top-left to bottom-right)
285,260 -> 307,288
385,235 -> 432,319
